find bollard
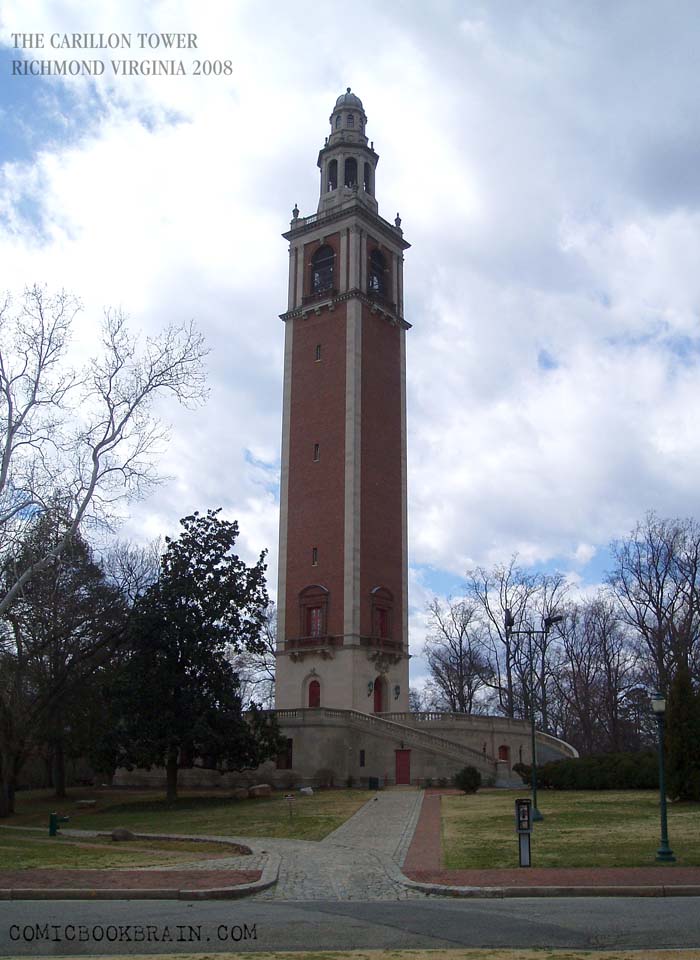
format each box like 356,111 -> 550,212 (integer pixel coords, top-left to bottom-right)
49,812 -> 70,837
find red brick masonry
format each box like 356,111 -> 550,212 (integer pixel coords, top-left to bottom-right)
403,790 -> 700,888
0,869 -> 261,890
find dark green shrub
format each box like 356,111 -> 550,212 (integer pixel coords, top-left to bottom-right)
513,762 -> 530,785
513,752 -> 658,790
454,765 -> 482,794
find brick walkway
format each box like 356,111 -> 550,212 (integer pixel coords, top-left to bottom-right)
0,868 -> 260,890
402,791 -> 442,873
403,789 -> 700,889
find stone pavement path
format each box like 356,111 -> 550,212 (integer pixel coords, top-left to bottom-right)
248,788 -> 426,901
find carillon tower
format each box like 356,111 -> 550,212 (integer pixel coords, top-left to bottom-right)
276,88 -> 410,714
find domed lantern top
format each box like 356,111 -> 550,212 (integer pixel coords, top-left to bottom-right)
335,87 -> 363,109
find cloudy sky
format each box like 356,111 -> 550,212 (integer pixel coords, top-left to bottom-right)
1,1 -> 699,687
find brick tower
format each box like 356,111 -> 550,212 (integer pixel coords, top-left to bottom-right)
276,88 -> 410,714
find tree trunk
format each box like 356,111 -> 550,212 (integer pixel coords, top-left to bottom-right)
0,749 -> 19,816
53,737 -> 66,798
0,772 -> 16,816
165,747 -> 179,804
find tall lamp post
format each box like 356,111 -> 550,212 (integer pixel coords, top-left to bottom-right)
505,609 -> 563,823
651,692 -> 675,863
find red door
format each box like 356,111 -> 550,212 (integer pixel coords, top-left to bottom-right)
395,749 -> 411,785
373,677 -> 383,713
308,679 -> 320,708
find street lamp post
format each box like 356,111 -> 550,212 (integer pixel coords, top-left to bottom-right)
505,609 -> 563,824
651,692 -> 676,863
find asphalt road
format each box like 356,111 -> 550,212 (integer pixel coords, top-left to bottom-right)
1,897 -> 700,955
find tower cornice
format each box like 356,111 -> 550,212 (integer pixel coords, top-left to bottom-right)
279,288 -> 412,330
283,202 -> 410,252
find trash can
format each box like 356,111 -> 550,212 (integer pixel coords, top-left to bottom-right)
368,776 -> 379,790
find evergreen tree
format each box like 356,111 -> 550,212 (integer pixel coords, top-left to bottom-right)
111,509 -> 282,802
665,661 -> 700,801
0,509 -> 126,812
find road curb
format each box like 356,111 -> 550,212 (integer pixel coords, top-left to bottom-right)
0,850 -> 281,902
393,874 -> 700,899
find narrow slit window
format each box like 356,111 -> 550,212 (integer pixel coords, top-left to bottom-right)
315,343 -> 321,361
312,547 -> 318,566
313,443 -> 320,461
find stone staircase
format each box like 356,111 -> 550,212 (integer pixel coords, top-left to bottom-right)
275,707 -> 496,777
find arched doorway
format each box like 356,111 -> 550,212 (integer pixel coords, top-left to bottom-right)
373,676 -> 384,713
308,679 -> 320,708
498,744 -> 510,764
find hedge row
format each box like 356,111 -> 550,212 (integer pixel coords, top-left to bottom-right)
513,751 -> 658,790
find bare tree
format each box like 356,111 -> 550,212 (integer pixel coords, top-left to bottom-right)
549,597 -> 641,755
465,557 -> 540,718
0,286 -> 207,615
526,572 -> 569,731
424,598 -> 492,713
230,601 -> 276,707
102,538 -> 161,604
0,511 -> 127,814
608,513 -> 700,690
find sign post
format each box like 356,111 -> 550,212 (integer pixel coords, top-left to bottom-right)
284,794 -> 295,820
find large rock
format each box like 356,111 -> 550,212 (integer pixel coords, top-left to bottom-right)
248,783 -> 272,798
231,787 -> 250,800
299,787 -> 314,796
111,827 -> 136,842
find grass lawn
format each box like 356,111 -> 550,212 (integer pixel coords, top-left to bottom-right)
0,829 -> 234,870
442,788 -> 700,869
4,787 -> 370,842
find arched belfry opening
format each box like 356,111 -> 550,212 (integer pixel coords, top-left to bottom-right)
327,159 -> 338,192
311,245 -> 335,295
344,157 -> 357,188
368,249 -> 387,298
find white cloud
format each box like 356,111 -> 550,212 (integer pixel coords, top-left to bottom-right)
2,0 -> 700,671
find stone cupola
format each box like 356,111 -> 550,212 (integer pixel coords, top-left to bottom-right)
317,87 -> 379,215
